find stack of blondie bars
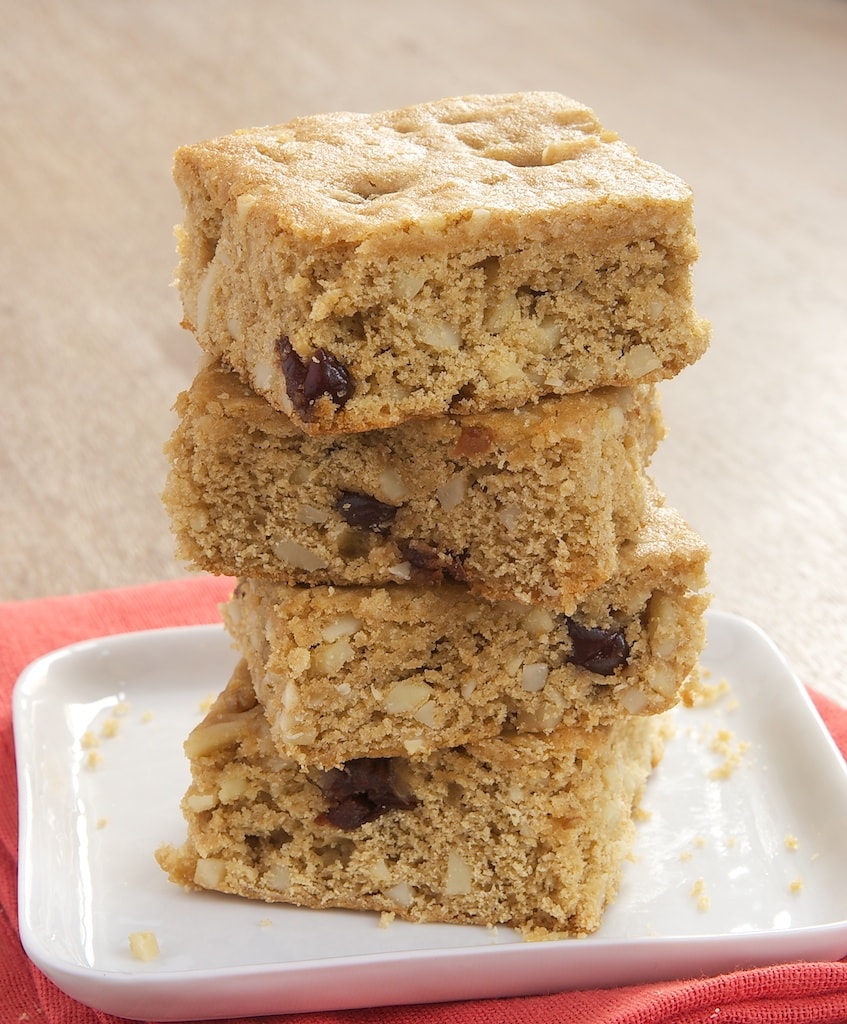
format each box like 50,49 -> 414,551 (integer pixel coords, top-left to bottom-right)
156,92 -> 710,938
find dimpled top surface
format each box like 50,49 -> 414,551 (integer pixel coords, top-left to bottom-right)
175,91 -> 692,250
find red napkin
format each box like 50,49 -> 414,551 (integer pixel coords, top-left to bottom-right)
2,577 -> 847,1024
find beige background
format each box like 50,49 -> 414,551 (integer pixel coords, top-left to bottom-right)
2,0 -> 846,705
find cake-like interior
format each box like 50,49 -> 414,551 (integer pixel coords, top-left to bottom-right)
156,660 -> 666,938
221,495 -> 708,767
164,360 -> 664,607
173,91 -> 709,433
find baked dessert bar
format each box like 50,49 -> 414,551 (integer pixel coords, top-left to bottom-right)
173,91 -> 709,434
156,660 -> 666,938
221,498 -> 708,767
164,359 -> 664,607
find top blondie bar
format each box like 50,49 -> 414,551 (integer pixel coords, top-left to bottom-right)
174,92 -> 709,434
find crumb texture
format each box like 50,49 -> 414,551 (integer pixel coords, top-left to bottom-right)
156,662 -> 666,937
164,360 -> 665,607
173,92 -> 709,433
221,493 -> 708,767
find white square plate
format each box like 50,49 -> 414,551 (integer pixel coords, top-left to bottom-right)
13,610 -> 847,1020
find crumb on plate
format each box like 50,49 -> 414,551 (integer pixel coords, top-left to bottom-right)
682,675 -> 730,708
690,877 -> 710,911
85,750 -> 104,771
101,716 -> 120,739
129,930 -> 160,961
708,729 -> 750,780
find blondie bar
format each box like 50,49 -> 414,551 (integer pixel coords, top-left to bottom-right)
164,360 -> 663,607
221,497 -> 708,767
156,660 -> 665,937
173,92 -> 709,433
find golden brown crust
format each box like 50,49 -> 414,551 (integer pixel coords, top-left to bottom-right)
173,92 -> 709,433
176,93 -> 687,248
